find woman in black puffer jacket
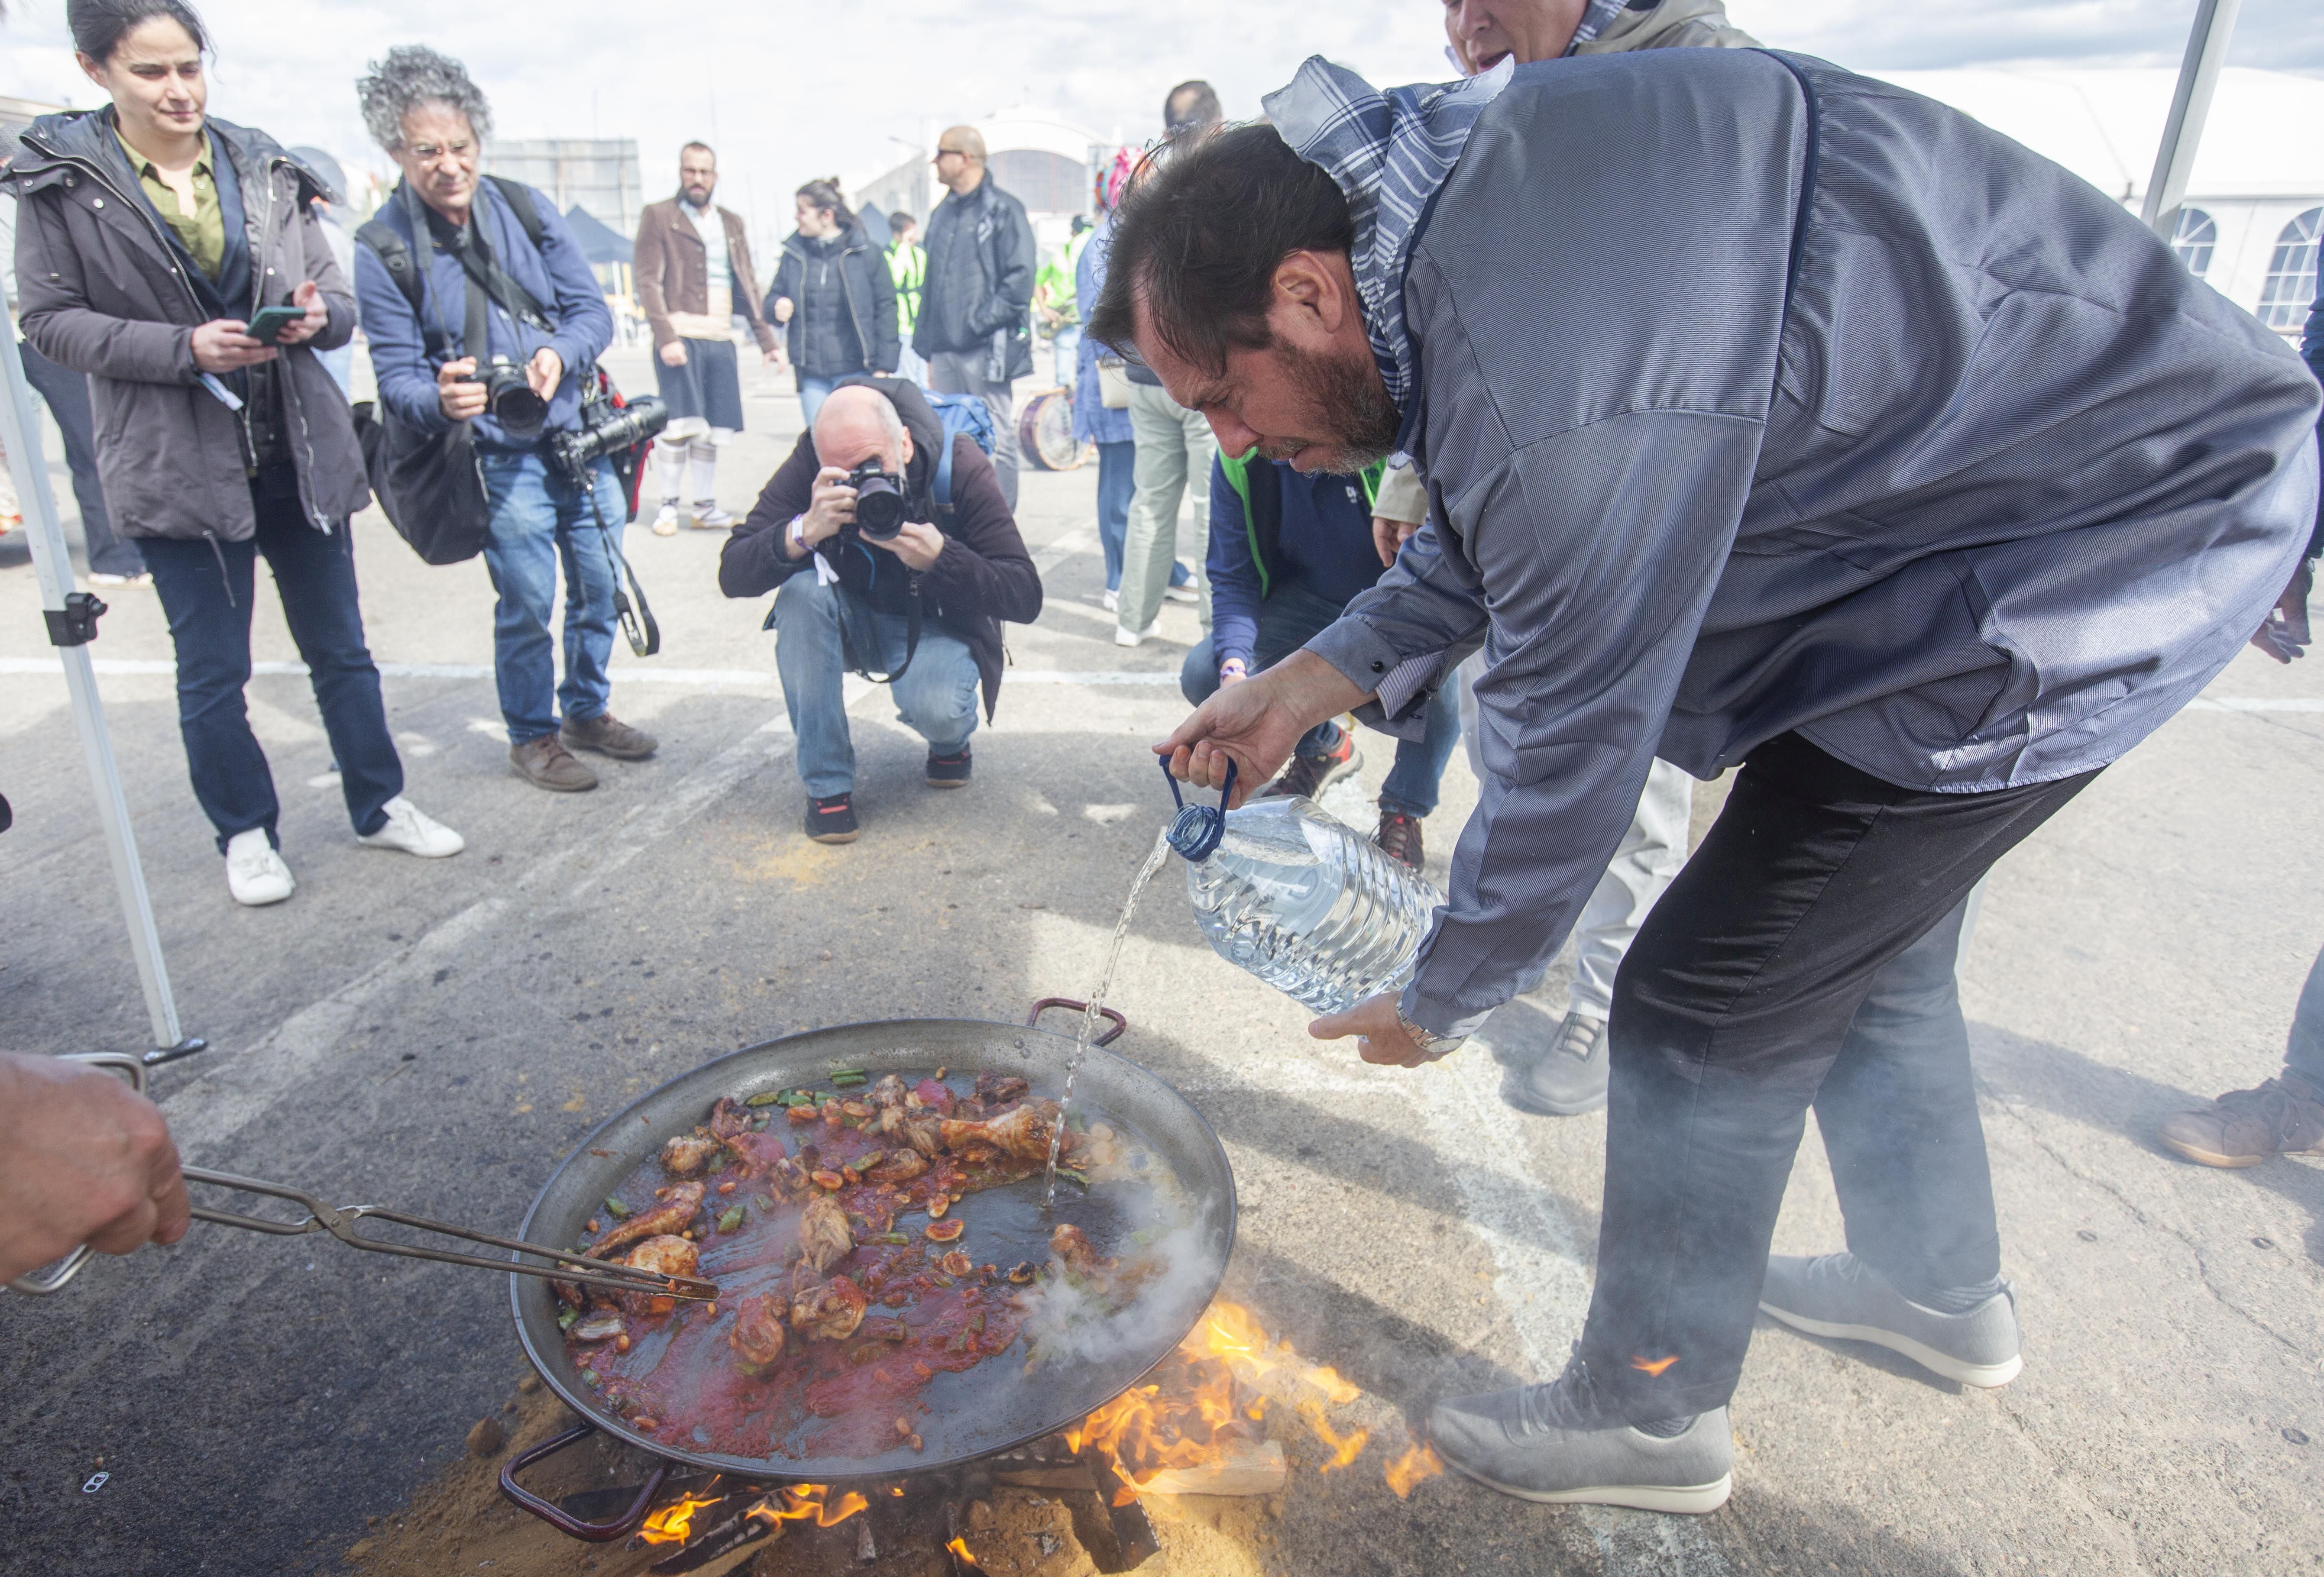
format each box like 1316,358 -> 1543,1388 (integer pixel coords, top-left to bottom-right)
766,179 -> 898,427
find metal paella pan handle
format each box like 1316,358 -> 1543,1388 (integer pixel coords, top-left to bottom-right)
498,1422 -> 670,1541
1026,997 -> 1127,1047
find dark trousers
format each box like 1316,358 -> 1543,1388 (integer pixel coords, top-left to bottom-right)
19,341 -> 143,576
1583,732 -> 2096,1420
140,480 -> 403,853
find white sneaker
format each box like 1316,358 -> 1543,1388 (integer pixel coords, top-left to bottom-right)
1114,623 -> 1157,649
88,571 -> 153,588
1101,588 -> 1120,612
690,501 -> 736,530
357,796 -> 466,858
224,828 -> 295,906
1163,583 -> 1199,604
650,500 -> 681,537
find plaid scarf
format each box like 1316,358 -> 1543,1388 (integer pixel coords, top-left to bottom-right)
1260,55 -> 1512,418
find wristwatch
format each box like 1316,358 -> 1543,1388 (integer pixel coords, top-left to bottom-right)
1394,1003 -> 1466,1063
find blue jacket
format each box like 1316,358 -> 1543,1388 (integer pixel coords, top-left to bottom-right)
1072,218 -> 1132,446
354,178 -> 612,449
1206,455 -> 1384,669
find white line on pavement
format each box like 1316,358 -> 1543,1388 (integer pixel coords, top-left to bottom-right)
0,656 -> 1178,688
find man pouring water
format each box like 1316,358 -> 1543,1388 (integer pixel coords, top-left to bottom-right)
1091,52 -> 2318,1514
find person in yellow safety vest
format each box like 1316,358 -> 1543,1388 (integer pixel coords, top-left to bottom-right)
1034,215 -> 1093,385
885,211 -> 928,383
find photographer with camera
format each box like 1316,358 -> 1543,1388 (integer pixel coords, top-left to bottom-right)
718,380 -> 1041,843
7,0 -> 463,908
353,45 -> 657,794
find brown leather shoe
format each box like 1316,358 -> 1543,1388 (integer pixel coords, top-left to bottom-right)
2156,1076 -> 2324,1168
560,711 -> 658,761
511,734 -> 598,792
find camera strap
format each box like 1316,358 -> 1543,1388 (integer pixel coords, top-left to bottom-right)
579,472 -> 661,658
832,568 -> 921,687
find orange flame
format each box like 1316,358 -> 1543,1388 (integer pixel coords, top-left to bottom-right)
1629,1354 -> 1680,1378
740,1483 -> 870,1532
946,1535 -> 982,1567
1384,1442 -> 1444,1499
638,1491 -> 724,1545
1309,1413 -> 1370,1473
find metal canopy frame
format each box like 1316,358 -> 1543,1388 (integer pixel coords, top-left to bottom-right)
1,328 -> 202,1063
2142,0 -> 2245,241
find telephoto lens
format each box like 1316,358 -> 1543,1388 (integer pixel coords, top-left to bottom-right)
846,459 -> 907,540
473,355 -> 549,438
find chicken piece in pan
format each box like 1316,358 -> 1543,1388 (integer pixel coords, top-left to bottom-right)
899,1115 -> 944,1159
797,1193 -> 855,1274
1049,1223 -> 1110,1278
869,1073 -> 909,1109
660,1134 -> 721,1176
729,1293 -> 787,1366
866,1148 -> 928,1184
619,1234 -> 702,1314
708,1097 -> 751,1142
939,1100 -> 1058,1163
975,1071 -> 1030,1105
591,1181 -> 706,1259
791,1274 -> 869,1342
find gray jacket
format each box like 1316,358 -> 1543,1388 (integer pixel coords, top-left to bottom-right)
1307,52 -> 2321,1038
6,110 -> 369,541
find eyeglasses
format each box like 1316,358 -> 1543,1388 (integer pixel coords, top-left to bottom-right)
932,148 -> 969,162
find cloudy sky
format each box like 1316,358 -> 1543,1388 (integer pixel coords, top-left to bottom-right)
4,0 -> 2318,240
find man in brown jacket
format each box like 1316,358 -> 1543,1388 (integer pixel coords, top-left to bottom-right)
633,142 -> 780,534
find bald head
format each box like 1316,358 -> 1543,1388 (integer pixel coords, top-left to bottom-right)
812,385 -> 911,473
934,124 -> 987,195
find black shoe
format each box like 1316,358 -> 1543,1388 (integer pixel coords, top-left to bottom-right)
806,793 -> 859,843
1503,1011 -> 1610,1116
926,746 -> 973,788
1375,808 -> 1424,870
1261,726 -> 1360,801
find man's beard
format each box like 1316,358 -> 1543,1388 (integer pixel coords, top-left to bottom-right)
683,185 -> 712,207
1252,341 -> 1401,474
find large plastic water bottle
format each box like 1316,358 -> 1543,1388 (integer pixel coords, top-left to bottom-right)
1161,758 -> 1444,1015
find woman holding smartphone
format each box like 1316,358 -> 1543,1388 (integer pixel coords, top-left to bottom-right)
6,0 -> 462,906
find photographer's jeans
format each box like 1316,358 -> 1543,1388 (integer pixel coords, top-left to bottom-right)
140,473 -> 402,852
770,574 -> 981,798
478,450 -> 624,745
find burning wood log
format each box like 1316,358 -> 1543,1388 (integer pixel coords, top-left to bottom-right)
1127,1438 -> 1286,1497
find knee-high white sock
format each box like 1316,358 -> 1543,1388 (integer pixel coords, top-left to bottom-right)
656,440 -> 687,504
689,439 -> 718,504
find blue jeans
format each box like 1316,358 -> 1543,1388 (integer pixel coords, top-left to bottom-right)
770,574 -> 981,798
478,450 -> 623,745
141,476 -> 402,851
1096,440 -> 1134,591
2285,944 -> 2324,1090
799,374 -> 840,429
1180,582 -> 1460,817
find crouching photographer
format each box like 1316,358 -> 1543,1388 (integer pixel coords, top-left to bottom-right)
719,378 -> 1042,843
353,45 -> 658,795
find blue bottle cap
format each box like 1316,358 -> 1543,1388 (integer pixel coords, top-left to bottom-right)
1159,756 -> 1236,862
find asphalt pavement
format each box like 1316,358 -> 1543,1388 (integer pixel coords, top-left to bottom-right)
1,342 -> 2319,1576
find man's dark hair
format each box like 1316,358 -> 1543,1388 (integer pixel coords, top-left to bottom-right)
890,210 -> 915,231
67,0 -> 206,61
680,140 -> 715,161
1087,123 -> 1352,378
1163,80 -> 1222,138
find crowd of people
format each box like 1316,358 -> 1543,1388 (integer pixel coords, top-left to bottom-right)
6,0 -> 2324,1534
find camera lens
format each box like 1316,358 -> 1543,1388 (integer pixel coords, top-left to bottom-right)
853,477 -> 905,540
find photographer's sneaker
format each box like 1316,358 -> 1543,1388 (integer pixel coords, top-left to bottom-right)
1506,1011 -> 1611,1117
806,793 -> 860,844
357,796 -> 465,858
561,712 -> 658,761
1760,1252 -> 2022,1388
2156,1076 -> 2324,1167
1428,1356 -> 1730,1514
224,828 -> 295,907
651,498 -> 682,537
926,746 -> 973,788
1102,588 -> 1120,613
1163,582 -> 1199,604
690,500 -> 735,530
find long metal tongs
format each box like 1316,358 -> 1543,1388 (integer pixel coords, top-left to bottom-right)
7,1054 -> 717,1302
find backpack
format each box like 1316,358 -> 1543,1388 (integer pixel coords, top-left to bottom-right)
922,391 -> 996,514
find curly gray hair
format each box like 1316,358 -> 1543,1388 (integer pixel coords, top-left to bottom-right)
356,44 -> 492,152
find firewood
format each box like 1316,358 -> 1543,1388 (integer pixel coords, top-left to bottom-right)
1133,1439 -> 1287,1497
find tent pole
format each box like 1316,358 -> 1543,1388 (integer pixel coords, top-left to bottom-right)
2141,0 -> 2243,241
0,331 -> 204,1065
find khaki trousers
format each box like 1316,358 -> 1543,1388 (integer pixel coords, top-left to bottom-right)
1118,381 -> 1214,635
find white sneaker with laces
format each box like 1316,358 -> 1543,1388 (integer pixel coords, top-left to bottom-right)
1102,588 -> 1120,612
224,828 -> 295,906
357,796 -> 466,858
650,500 -> 682,537
1114,622 -> 1157,648
690,501 -> 736,530
1163,583 -> 1199,604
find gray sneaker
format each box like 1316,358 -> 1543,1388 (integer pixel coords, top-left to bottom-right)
1504,1011 -> 1609,1116
1759,1252 -> 2022,1388
1427,1359 -> 1732,1515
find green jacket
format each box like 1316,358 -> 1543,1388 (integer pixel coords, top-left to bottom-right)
886,239 -> 926,338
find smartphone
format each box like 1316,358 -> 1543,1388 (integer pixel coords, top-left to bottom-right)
245,304 -> 306,344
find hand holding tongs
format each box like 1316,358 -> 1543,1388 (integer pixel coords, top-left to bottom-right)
8,1055 -> 717,1303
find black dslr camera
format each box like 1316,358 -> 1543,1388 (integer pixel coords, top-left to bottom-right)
466,354 -> 549,438
845,458 -> 907,541
547,394 -> 669,485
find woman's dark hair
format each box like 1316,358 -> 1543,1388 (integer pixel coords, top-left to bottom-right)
796,178 -> 860,235
68,0 -> 207,61
1087,122 -> 1353,377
